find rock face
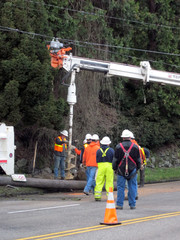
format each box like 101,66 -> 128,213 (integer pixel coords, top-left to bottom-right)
146,144 -> 180,168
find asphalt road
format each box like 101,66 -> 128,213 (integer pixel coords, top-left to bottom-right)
1,181 -> 180,240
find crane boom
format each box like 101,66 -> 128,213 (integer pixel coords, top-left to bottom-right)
62,55 -> 180,86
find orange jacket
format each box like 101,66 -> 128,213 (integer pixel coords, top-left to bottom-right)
75,148 -> 81,155
83,141 -> 100,167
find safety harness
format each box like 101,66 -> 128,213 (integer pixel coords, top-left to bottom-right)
100,147 -> 109,157
118,143 -> 136,177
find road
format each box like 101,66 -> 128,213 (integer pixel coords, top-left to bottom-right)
1,181 -> 180,240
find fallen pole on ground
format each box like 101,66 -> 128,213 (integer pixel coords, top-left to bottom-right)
0,176 -> 87,190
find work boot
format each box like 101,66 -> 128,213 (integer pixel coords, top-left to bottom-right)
95,198 -> 101,201
116,206 -> 123,210
130,206 -> 136,210
83,191 -> 89,195
61,177 -> 65,180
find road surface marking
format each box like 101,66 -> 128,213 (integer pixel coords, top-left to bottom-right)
16,211 -> 180,240
8,204 -> 80,214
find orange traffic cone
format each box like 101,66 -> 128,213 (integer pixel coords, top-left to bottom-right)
100,187 -> 121,225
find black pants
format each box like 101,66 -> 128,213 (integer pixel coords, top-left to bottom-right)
139,168 -> 145,187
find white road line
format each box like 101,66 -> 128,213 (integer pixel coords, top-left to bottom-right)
8,204 -> 80,214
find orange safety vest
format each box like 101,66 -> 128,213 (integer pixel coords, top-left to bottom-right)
130,139 -> 143,163
54,136 -> 67,152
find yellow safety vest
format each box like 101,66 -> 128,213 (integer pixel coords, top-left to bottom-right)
100,148 -> 109,157
141,148 -> 147,165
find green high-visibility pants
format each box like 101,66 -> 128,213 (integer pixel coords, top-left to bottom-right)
94,162 -> 114,200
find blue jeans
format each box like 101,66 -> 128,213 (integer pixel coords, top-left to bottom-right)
54,154 -> 65,178
84,166 -> 97,193
116,168 -> 137,207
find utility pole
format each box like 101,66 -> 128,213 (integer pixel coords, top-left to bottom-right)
66,70 -> 77,179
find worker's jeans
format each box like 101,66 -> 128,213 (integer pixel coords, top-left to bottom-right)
116,168 -> 137,207
54,154 -> 65,178
84,166 -> 97,193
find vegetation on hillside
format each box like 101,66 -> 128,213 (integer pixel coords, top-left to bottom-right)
0,0 -> 179,169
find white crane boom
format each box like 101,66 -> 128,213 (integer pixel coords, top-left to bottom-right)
61,55 -> 180,86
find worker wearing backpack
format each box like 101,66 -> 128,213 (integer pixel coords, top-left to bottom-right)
113,129 -> 141,210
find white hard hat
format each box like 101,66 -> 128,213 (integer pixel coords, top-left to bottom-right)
121,129 -> 131,138
129,131 -> 135,139
92,134 -> 99,141
60,130 -> 68,137
85,133 -> 92,140
100,136 -> 111,145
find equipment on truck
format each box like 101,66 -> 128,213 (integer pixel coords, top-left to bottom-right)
0,123 -> 16,175
47,38 -> 180,178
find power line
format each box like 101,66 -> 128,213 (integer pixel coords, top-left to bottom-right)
23,0 -> 180,30
0,25 -> 180,58
0,26 -> 52,39
72,42 -> 180,69
64,38 -> 180,57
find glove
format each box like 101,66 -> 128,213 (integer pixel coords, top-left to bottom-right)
80,163 -> 84,168
140,165 -> 144,170
71,145 -> 76,150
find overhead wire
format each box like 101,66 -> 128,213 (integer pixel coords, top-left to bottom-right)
23,0 -> 180,30
1,25 -> 179,58
0,25 -> 180,70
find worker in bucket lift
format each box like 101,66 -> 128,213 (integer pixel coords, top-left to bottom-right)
54,130 -> 68,180
82,134 -> 100,195
94,136 -> 114,201
113,129 -> 141,210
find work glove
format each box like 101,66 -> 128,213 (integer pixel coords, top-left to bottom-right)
80,163 -> 84,168
71,145 -> 76,150
140,165 -> 144,170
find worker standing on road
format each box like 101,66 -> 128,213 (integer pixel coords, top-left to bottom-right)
129,131 -> 142,199
80,134 -> 92,165
139,147 -> 150,187
54,130 -> 68,180
92,134 -> 100,147
94,136 -> 114,201
113,129 -> 141,209
82,135 -> 100,195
